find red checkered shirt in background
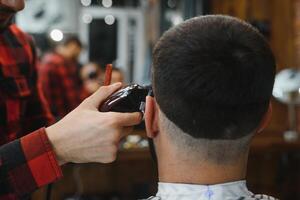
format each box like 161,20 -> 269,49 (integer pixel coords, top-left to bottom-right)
0,24 -> 63,199
39,52 -> 88,119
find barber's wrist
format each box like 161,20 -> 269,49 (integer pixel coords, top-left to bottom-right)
46,125 -> 67,166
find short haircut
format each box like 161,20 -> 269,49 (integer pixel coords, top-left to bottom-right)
152,15 -> 275,142
62,36 -> 82,48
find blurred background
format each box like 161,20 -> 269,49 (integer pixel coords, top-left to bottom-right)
17,0 -> 300,199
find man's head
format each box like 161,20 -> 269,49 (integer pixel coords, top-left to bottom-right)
0,0 -> 24,28
145,15 -> 275,164
57,36 -> 83,61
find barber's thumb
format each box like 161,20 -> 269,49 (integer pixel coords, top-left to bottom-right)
82,82 -> 122,109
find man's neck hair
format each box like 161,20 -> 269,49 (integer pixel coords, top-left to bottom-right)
155,111 -> 252,184
158,111 -> 252,165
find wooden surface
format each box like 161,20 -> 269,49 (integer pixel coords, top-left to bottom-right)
210,0 -> 296,71
248,131 -> 300,199
251,131 -> 300,151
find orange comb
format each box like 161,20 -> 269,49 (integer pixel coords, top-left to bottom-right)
103,64 -> 113,86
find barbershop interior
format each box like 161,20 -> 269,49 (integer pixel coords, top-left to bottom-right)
6,0 -> 300,199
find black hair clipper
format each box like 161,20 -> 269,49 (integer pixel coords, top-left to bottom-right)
99,84 -> 153,115
100,84 -> 157,162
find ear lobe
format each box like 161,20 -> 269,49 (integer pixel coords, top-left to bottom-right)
257,103 -> 272,133
145,96 -> 159,138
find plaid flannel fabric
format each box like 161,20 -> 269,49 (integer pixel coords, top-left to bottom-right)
39,52 -> 88,119
0,24 -> 62,199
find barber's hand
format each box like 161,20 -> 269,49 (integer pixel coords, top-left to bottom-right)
46,83 -> 142,165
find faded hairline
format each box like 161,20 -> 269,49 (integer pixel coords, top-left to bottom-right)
158,110 -> 253,165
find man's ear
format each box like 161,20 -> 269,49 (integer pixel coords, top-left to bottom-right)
145,96 -> 159,138
257,102 -> 273,133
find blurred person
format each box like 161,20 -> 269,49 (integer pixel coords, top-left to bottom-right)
0,0 -> 141,199
143,15 -> 277,200
80,62 -> 102,94
111,67 -> 124,84
39,36 -> 88,119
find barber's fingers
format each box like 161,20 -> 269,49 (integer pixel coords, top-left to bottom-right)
82,82 -> 122,109
109,112 -> 142,127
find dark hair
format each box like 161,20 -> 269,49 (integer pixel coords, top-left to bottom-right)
152,15 -> 276,140
62,36 -> 82,48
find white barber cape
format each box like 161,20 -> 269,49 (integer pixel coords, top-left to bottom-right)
144,181 -> 278,200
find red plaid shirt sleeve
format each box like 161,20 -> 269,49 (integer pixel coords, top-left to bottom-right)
0,128 -> 62,199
